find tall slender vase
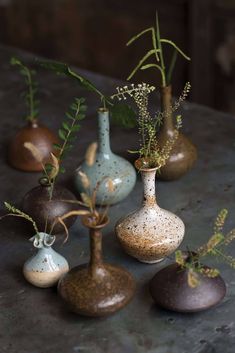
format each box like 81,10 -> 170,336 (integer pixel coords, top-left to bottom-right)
158,85 -> 197,180
116,161 -> 185,263
23,232 -> 69,288
58,216 -> 135,317
74,108 -> 136,205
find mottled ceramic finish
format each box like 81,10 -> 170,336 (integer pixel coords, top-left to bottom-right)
116,165 -> 185,263
150,263 -> 226,312
23,232 -> 69,288
157,85 -> 197,181
74,108 -> 136,205
58,216 -> 135,317
22,184 -> 77,234
8,120 -> 59,172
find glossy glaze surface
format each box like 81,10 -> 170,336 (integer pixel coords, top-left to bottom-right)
23,232 -> 69,288
74,109 -> 136,205
8,120 -> 58,172
116,165 -> 185,263
150,263 -> 226,312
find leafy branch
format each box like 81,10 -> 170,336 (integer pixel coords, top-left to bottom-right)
127,12 -> 190,86
11,57 -> 39,122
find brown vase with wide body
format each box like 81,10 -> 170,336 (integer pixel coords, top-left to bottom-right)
8,120 -> 59,172
22,182 -> 77,235
150,261 -> 226,313
58,216 -> 135,317
157,86 -> 197,181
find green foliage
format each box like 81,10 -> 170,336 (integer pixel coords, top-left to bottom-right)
175,209 -> 235,287
126,12 -> 190,86
38,58 -> 136,128
11,57 -> 39,122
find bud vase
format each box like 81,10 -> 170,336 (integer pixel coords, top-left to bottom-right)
58,216 -> 135,317
158,85 -> 197,180
74,108 -> 136,205
23,232 -> 69,288
115,161 -> 185,263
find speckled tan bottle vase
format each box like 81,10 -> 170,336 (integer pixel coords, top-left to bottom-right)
74,108 -> 136,205
115,163 -> 185,263
23,232 -> 69,288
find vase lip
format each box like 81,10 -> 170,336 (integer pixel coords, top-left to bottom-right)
134,158 -> 160,172
82,214 -> 109,230
97,107 -> 109,114
160,84 -> 172,91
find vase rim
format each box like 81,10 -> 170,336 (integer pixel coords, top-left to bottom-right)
134,158 -> 160,172
82,214 -> 109,230
97,107 -> 109,113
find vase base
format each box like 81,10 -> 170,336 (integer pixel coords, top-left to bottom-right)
138,258 -> 164,264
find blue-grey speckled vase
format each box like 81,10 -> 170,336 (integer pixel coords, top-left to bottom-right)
74,108 -> 136,205
23,232 -> 69,288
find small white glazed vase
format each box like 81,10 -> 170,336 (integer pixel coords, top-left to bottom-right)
115,164 -> 185,263
23,232 -> 69,288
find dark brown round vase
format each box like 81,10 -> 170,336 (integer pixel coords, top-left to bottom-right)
157,86 -> 197,181
8,120 -> 59,172
150,263 -> 226,313
22,182 -> 77,234
58,216 -> 136,317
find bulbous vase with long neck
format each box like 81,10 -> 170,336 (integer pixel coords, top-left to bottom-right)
115,161 -> 185,263
23,232 -> 69,288
74,108 -> 136,205
157,85 -> 197,181
58,216 -> 135,317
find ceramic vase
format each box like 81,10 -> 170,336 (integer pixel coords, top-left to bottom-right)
115,160 -> 185,263
157,86 -> 197,181
150,256 -> 226,312
22,181 -> 77,234
23,232 -> 69,288
8,119 -> 59,172
74,108 -> 136,205
58,215 -> 135,317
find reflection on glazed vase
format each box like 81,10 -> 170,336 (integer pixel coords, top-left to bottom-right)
23,232 -> 69,288
74,108 -> 136,205
116,162 -> 185,263
58,216 -> 135,317
158,85 -> 197,180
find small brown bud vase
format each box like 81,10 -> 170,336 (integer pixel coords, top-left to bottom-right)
150,257 -> 226,313
157,86 -> 197,180
8,120 -> 59,172
22,182 -> 77,234
58,216 -> 135,317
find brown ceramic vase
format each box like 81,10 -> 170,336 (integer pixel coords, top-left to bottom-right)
150,258 -> 226,313
58,215 -> 136,317
157,86 -> 197,181
8,119 -> 59,172
22,181 -> 77,234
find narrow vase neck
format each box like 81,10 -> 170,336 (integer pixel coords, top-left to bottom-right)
98,109 -> 111,154
161,85 -> 174,135
89,228 -> 104,278
141,169 -> 158,206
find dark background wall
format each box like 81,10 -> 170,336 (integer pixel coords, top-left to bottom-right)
0,0 -> 234,113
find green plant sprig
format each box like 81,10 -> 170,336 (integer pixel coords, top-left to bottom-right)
11,57 -> 39,122
37,59 -> 136,129
127,12 -> 190,86
175,209 -> 235,287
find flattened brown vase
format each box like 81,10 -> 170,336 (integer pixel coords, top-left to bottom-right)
157,86 -> 197,181
58,216 -> 135,317
22,181 -> 77,234
150,261 -> 226,313
8,120 -> 58,172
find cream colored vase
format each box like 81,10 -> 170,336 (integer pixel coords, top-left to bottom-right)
115,166 -> 185,263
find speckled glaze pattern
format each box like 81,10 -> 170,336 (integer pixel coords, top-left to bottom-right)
74,109 -> 136,205
157,85 -> 197,181
23,232 -> 69,288
115,166 -> 185,263
58,217 -> 135,317
150,263 -> 226,312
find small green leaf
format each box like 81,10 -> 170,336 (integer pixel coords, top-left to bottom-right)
62,122 -> 70,131
66,112 -> 74,120
110,103 -> 136,128
53,143 -> 61,150
71,125 -> 81,132
58,129 -> 67,140
77,113 -> 86,120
